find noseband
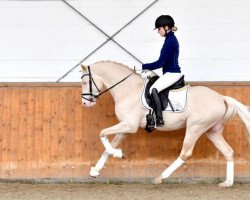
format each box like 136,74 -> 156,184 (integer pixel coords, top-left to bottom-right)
81,66 -> 134,102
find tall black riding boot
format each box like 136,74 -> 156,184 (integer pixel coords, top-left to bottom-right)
151,88 -> 164,127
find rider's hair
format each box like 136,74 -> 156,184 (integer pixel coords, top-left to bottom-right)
171,26 -> 178,32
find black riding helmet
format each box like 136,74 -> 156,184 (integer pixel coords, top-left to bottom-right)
154,15 -> 175,30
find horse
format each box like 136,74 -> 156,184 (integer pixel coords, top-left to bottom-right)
81,60 -> 250,187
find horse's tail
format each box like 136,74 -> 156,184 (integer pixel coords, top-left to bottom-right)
223,96 -> 250,143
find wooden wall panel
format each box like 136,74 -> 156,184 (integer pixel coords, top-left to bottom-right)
0,83 -> 250,181
10,89 -> 19,177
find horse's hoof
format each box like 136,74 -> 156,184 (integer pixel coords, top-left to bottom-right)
152,176 -> 162,184
122,152 -> 126,159
113,148 -> 123,158
89,167 -> 99,178
218,181 -> 233,188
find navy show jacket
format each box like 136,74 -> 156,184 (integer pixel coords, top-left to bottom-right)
142,31 -> 181,74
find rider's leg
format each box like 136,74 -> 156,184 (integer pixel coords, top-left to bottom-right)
151,88 -> 164,126
150,72 -> 182,93
149,72 -> 182,127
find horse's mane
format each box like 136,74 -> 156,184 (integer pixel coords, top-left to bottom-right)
93,60 -> 134,72
92,60 -> 157,76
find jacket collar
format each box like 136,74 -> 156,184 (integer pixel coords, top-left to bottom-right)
165,31 -> 174,38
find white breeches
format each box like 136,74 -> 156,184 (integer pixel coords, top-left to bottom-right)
149,72 -> 182,93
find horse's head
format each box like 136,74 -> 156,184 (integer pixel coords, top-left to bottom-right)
81,65 -> 104,107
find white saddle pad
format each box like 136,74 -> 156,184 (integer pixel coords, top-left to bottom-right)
141,80 -> 190,113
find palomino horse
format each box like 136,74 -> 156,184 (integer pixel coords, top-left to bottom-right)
81,61 -> 250,187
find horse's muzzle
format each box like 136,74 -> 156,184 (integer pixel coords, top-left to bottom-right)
82,99 -> 96,107
82,101 -> 96,107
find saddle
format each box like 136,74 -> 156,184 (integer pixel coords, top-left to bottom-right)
141,75 -> 189,133
144,75 -> 186,111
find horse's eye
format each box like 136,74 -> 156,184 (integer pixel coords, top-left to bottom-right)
83,82 -> 87,85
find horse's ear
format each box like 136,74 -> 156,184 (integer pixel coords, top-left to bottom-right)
81,64 -> 87,72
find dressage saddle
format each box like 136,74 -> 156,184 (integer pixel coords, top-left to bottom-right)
144,75 -> 185,110
144,75 -> 185,133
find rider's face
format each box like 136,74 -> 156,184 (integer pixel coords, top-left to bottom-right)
157,26 -> 169,37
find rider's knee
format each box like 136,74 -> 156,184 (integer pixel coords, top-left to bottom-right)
150,88 -> 158,94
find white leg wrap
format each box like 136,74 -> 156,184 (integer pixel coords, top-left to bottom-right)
89,167 -> 100,177
161,157 -> 184,179
100,137 -> 114,153
100,137 -> 123,158
101,137 -> 115,155
95,150 -> 110,170
89,151 -> 110,177
224,161 -> 234,187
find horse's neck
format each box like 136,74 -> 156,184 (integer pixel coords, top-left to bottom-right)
110,74 -> 143,103
93,62 -> 143,102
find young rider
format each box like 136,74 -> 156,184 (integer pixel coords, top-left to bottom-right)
142,15 -> 182,127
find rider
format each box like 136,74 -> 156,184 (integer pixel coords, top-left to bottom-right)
142,15 -> 182,127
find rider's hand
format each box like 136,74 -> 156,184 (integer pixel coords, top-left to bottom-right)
134,66 -> 151,78
141,70 -> 151,79
134,66 -> 142,73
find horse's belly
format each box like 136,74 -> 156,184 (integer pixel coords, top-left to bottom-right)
159,112 -> 187,131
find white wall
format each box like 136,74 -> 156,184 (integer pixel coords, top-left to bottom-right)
0,0 -> 250,82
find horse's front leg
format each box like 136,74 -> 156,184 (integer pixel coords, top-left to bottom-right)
89,134 -> 127,177
99,121 -> 131,158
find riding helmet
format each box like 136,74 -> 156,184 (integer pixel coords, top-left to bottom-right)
154,15 -> 175,29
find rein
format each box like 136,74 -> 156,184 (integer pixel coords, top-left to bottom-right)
81,66 -> 134,102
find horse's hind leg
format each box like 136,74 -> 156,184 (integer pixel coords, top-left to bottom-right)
206,122 -> 234,187
90,134 -> 127,177
153,125 -> 206,184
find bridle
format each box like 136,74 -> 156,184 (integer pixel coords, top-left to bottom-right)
81,66 -> 134,102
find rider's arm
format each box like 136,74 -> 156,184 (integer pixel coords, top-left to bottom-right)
142,37 -> 175,70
